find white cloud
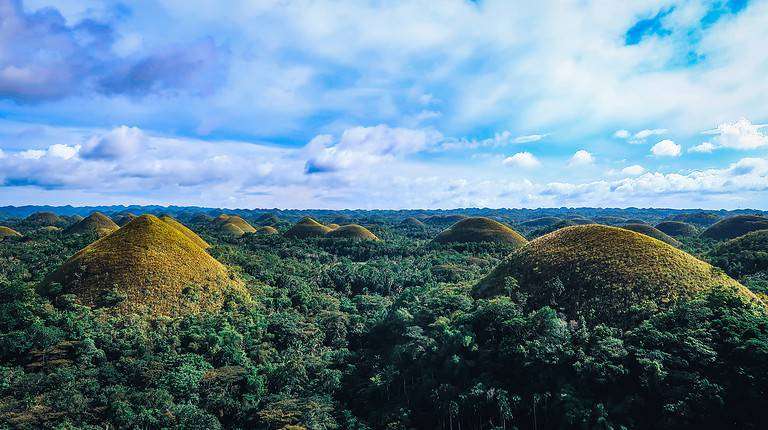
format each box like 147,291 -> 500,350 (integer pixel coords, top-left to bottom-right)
80,126 -> 145,160
689,141 -> 716,153
513,134 -> 546,143
621,164 -> 645,176
19,149 -> 46,159
634,129 -> 668,140
568,149 -> 594,166
503,151 -> 540,168
651,139 -> 681,157
701,118 -> 768,151
613,129 -> 630,139
47,144 -> 80,160
615,128 -> 668,144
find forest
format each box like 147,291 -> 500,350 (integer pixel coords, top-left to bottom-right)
1,207 -> 768,430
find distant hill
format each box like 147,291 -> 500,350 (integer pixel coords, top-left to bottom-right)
160,216 -> 210,249
25,212 -> 62,226
667,212 -> 722,226
702,215 -> 768,241
474,225 -> 755,325
0,226 -> 22,239
46,214 -> 248,316
434,217 -> 527,245
423,214 -> 468,226
326,224 -> 380,241
655,221 -> 698,237
399,217 -> 426,228
65,212 -> 119,237
284,217 -> 332,238
621,223 -> 681,247
710,230 -> 768,278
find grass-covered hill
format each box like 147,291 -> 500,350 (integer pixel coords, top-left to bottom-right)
284,217 -> 332,238
160,215 -> 210,249
113,212 -> 137,226
529,219 -> 578,238
256,213 -> 280,226
474,225 -> 755,325
325,224 -> 380,241
64,212 -> 119,237
655,220 -> 698,237
709,230 -> 768,278
46,215 -> 247,316
423,214 -> 468,226
215,214 -> 257,237
621,223 -> 681,246
519,216 -> 563,228
400,217 -> 426,228
702,215 -> 768,240
25,211 -> 63,226
255,225 -> 279,235
0,226 -> 21,239
434,217 -> 528,245
668,211 -> 722,226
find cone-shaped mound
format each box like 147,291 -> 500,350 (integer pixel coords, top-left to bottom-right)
400,217 -> 426,228
192,213 -> 214,223
256,213 -> 280,226
255,226 -> 278,235
284,217 -> 332,238
214,214 -> 231,224
222,223 -> 245,237
593,216 -> 627,225
160,216 -> 210,249
69,214 -> 84,223
325,224 -> 380,241
669,212 -> 721,226
434,217 -> 528,245
113,213 -> 137,226
475,225 -> 754,324
327,223 -> 340,230
0,226 -> 22,239
702,215 -> 768,241
65,212 -> 119,237
223,216 -> 257,234
520,217 -> 563,228
423,214 -> 468,226
26,212 -> 61,226
711,230 -> 768,277
621,223 -> 680,247
46,215 -> 246,316
655,221 -> 698,237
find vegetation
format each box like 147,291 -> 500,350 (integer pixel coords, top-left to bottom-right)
25,212 -> 63,226
255,226 -> 279,235
161,215 -> 211,249
64,212 -> 119,237
702,215 -> 768,240
284,217 -> 332,238
2,207 -> 768,429
434,217 -> 528,245
475,225 -> 756,325
400,216 -> 426,228
325,224 -> 380,241
113,212 -> 137,226
0,226 -> 22,239
709,230 -> 768,279
621,223 -> 681,246
668,211 -> 721,226
655,220 -> 698,237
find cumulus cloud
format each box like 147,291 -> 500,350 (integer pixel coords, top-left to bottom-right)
621,164 -> 646,176
503,152 -> 540,168
700,118 -> 768,151
651,139 -> 681,157
80,126 -> 144,160
614,128 -> 668,144
689,141 -> 715,153
513,134 -> 546,143
304,125 -> 442,173
568,150 -> 594,166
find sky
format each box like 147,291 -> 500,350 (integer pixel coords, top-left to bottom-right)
1,0 -> 768,209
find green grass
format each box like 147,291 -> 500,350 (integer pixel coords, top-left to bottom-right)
520,216 -> 563,228
65,212 -> 119,237
655,221 -> 698,237
434,217 -> 528,245
668,211 -> 721,226
710,230 -> 768,277
475,224 -> 757,325
326,224 -> 380,241
25,211 -> 62,226
621,223 -> 681,246
702,215 -> 768,240
284,217 -> 332,238
46,214 -> 248,316
0,226 -> 22,238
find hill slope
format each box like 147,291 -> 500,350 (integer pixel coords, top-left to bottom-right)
655,221 -> 698,237
26,212 -> 62,226
326,224 -> 380,241
65,212 -> 119,237
434,217 -> 527,245
0,226 -> 22,239
160,216 -> 210,249
46,215 -> 246,316
702,215 -> 768,240
475,225 -> 755,325
710,230 -> 768,278
621,223 -> 681,246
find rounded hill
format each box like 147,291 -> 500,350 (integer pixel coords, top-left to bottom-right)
474,225 -> 755,325
668,212 -> 721,226
702,215 -> 768,241
400,217 -> 426,228
113,213 -> 137,226
423,214 -> 468,226
65,212 -> 119,237
255,226 -> 278,235
256,213 -> 280,226
223,216 -> 257,234
26,212 -> 62,226
325,224 -> 380,241
46,215 -> 247,316
655,221 -> 698,237
284,217 -> 332,238
434,217 -> 527,245
710,230 -> 768,277
521,217 -> 563,228
160,216 -> 210,249
621,223 -> 680,246
0,226 -> 22,239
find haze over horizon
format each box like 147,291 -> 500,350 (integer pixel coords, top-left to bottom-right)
1,0 -> 768,209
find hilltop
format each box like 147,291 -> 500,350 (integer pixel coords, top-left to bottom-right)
215,214 -> 257,237
475,225 -> 755,325
25,212 -> 62,226
65,212 -> 119,237
326,224 -> 380,241
160,216 -> 210,249
399,217 -> 426,228
113,213 -> 137,226
255,226 -> 279,235
668,212 -> 722,226
434,217 -> 527,245
621,223 -> 681,246
655,221 -> 698,237
46,215 -> 247,316
702,215 -> 768,240
284,217 -> 332,238
423,214 -> 468,226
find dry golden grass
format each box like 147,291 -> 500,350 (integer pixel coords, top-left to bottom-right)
225,216 -> 257,233
46,214 -> 248,316
255,226 -> 279,235
222,222 -> 245,237
327,223 -> 340,230
0,226 -> 22,238
434,217 -> 527,245
475,225 -> 758,324
702,215 -> 768,240
325,224 -> 380,241
284,217 -> 332,238
65,212 -> 119,237
655,221 -> 699,237
400,217 -> 426,228
160,215 -> 210,249
621,223 -> 681,246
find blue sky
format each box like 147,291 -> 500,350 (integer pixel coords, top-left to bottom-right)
1,0 -> 767,209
